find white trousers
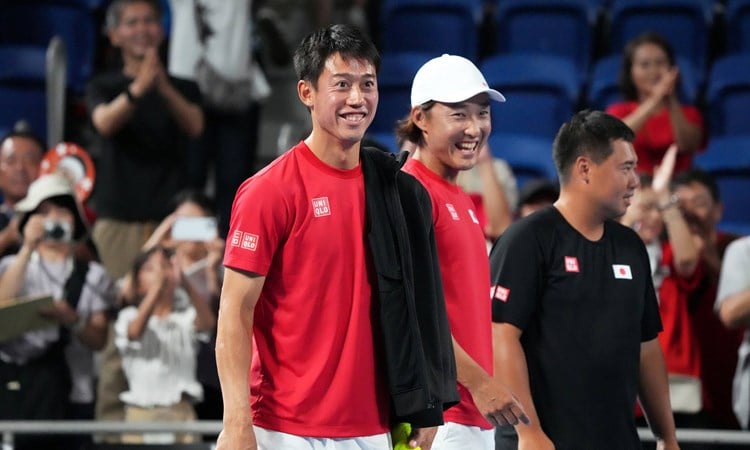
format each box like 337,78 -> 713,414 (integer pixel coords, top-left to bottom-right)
254,426 -> 391,450
430,422 -> 494,450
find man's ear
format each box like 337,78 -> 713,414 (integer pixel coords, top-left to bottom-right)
411,106 -> 428,132
297,80 -> 314,108
574,155 -> 592,185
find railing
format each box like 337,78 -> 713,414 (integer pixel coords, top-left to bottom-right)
0,422 -> 749,448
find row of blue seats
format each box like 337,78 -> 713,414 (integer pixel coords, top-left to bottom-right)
379,0 -> 750,79
368,51 -> 750,148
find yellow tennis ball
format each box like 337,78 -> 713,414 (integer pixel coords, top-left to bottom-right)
391,423 -> 421,450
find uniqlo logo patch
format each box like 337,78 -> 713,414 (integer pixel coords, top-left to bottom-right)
445,203 -> 460,221
468,209 -> 480,224
241,233 -> 258,251
491,285 -> 510,302
312,197 -> 331,217
613,264 -> 632,280
564,256 -> 580,273
230,230 -> 242,247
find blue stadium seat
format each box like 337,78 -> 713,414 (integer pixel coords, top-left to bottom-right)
369,52 -> 435,138
726,0 -> 750,54
487,132 -> 558,189
381,0 -> 480,62
706,54 -> 750,137
493,0 -> 597,81
588,54 -> 701,110
0,45 -> 48,142
0,2 -> 98,94
481,53 -> 580,139
608,0 -> 713,82
694,135 -> 750,236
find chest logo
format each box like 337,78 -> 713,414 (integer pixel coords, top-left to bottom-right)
312,197 -> 331,217
468,209 -> 480,224
613,264 -> 633,280
231,230 -> 258,252
491,285 -> 510,302
564,256 -> 580,273
445,203 -> 460,221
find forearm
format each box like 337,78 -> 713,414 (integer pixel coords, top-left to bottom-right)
91,89 -> 138,137
638,339 -> 678,445
719,290 -> 750,329
0,244 -> 33,301
75,311 -> 109,351
476,160 -> 512,240
661,206 -> 699,276
159,82 -> 204,137
668,98 -> 702,154
126,293 -> 159,340
216,295 -> 254,426
621,98 -> 661,133
185,278 -> 217,332
453,336 -> 491,393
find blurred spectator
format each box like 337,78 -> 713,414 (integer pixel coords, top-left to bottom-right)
0,130 -> 44,258
115,245 -> 216,444
86,0 -> 203,280
674,168 -> 744,429
607,32 -> 704,175
621,147 -> 712,439
0,173 -> 114,450
168,0 -> 269,237
140,189 -> 225,425
516,178 -> 559,219
715,235 -> 750,429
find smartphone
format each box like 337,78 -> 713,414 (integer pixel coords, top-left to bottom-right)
171,216 -> 218,241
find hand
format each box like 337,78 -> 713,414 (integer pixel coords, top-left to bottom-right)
143,213 -> 177,250
21,214 -> 46,249
131,47 -> 164,97
477,142 -> 493,164
206,237 -> 226,269
656,437 -> 680,450
518,428 -> 555,450
408,426 -> 437,450
651,67 -> 679,103
39,299 -> 79,326
472,378 -> 529,426
652,144 -> 678,200
215,425 -> 257,450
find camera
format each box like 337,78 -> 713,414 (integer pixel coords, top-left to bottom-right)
43,220 -> 72,242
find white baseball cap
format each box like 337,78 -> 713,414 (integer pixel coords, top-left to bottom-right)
410,54 -> 506,107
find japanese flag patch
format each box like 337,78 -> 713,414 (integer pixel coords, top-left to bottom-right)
612,264 -> 632,280
491,285 -> 510,302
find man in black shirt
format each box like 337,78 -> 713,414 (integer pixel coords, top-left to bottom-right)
491,110 -> 678,450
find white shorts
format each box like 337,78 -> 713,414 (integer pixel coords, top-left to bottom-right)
254,426 -> 392,450
430,422 -> 494,450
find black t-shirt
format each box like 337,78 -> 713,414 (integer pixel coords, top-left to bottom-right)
490,206 -> 662,450
85,72 -> 201,221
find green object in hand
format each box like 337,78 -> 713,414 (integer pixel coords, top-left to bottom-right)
392,422 -> 421,450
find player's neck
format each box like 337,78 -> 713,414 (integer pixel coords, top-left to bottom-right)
554,195 -> 605,241
412,149 -> 459,184
304,134 -> 361,170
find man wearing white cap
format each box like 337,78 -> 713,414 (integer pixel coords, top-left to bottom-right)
396,54 -> 529,450
0,172 -> 115,450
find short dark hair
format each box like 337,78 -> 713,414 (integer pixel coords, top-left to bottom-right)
619,32 -> 678,102
292,24 -> 380,88
673,168 -> 720,202
105,0 -> 162,31
394,101 -> 436,148
553,110 -> 635,183
171,189 -> 215,216
0,129 -> 46,155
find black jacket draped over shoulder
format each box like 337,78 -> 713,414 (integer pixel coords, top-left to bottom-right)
360,147 -> 459,428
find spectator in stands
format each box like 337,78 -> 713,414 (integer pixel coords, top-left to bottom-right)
0,130 -> 44,258
673,168 -> 744,429
0,173 -> 114,450
139,189 -> 225,425
397,54 -> 528,449
115,245 -> 216,444
621,146 -> 713,439
715,235 -> 750,430
607,32 -> 704,175
86,0 -> 203,280
515,178 -> 558,219
167,0 -> 269,237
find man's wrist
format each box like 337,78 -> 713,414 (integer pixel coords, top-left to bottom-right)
659,194 -> 680,211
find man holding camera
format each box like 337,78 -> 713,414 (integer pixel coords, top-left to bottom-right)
0,173 -> 115,450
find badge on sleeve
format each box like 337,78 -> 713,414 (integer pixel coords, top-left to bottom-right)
491,285 -> 510,302
612,264 -> 632,280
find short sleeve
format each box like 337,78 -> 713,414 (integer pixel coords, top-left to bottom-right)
640,242 -> 663,342
489,222 -> 543,331
114,306 -> 141,352
716,238 -> 750,311
223,175 -> 289,276
78,262 -> 116,316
